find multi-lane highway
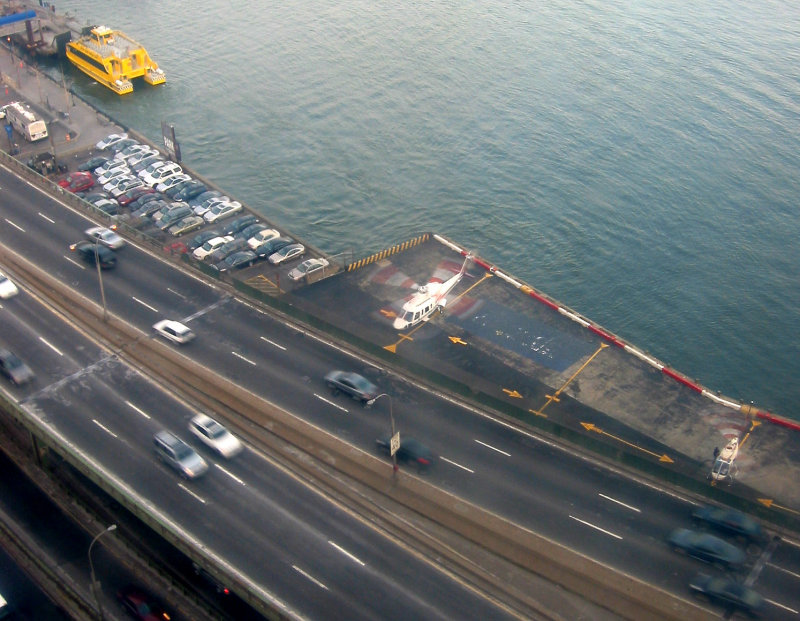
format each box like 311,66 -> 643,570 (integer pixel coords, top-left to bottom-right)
1,163 -> 799,619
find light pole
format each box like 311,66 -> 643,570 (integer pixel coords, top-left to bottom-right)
88,524 -> 116,621
94,243 -> 108,321
367,393 -> 398,474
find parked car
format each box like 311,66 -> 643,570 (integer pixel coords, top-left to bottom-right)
131,199 -> 170,221
125,148 -> 160,167
0,270 -> 18,299
78,155 -> 109,172
203,200 -> 242,223
131,192 -> 164,210
114,143 -> 151,161
116,584 -> 172,621
70,241 -> 117,269
235,223 -> 268,241
288,257 -> 330,281
85,226 -> 125,249
253,236 -> 293,259
193,235 -> 233,260
108,138 -> 138,154
324,370 -> 378,404
110,177 -> 144,198
94,157 -> 129,177
189,190 -> 222,208
376,436 -> 438,470
0,348 -> 34,385
223,214 -> 260,236
173,181 -> 207,202
164,179 -> 194,199
142,163 -> 183,187
688,573 -> 764,616
168,215 -> 205,236
192,195 -> 229,216
212,250 -> 257,272
207,238 -> 248,264
156,205 -> 193,230
153,319 -> 195,344
188,413 -> 243,458
131,155 -> 163,175
98,166 -> 131,186
152,431 -> 207,479
247,228 -> 281,249
187,230 -> 221,251
667,528 -> 746,568
137,159 -> 169,179
691,506 -> 764,542
92,199 -> 121,217
156,173 -> 192,193
117,186 -> 155,207
103,174 -> 137,194
268,243 -> 305,265
95,132 -> 128,150
58,171 -> 94,193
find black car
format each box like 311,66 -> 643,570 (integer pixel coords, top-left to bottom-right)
116,585 -> 172,621
223,215 -> 260,237
323,370 -> 378,404
189,190 -> 222,207
207,238 -> 248,264
164,179 -> 194,199
78,156 -> 109,172
187,230 -> 221,251
692,506 -> 764,542
667,528 -> 746,568
689,573 -> 764,616
70,241 -> 117,269
130,155 -> 163,174
253,236 -> 293,259
0,348 -> 35,385
173,181 -> 207,202
376,436 -> 438,470
132,192 -> 165,211
235,223 -> 268,241
213,250 -> 257,272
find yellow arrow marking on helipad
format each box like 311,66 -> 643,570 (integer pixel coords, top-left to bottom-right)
582,423 -> 674,463
529,408 -> 548,418
502,388 -> 523,399
380,308 -> 397,319
449,336 -> 467,345
758,498 -> 800,516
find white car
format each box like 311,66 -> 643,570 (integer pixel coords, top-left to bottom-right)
103,174 -> 137,193
193,196 -> 230,216
156,173 -> 192,193
192,235 -> 234,260
85,226 -> 125,250
110,177 -> 144,197
126,148 -> 160,167
138,159 -> 169,179
188,413 -> 243,458
114,143 -> 151,161
288,257 -> 330,281
94,157 -> 129,177
247,228 -> 281,250
142,163 -> 183,187
268,243 -> 305,265
0,270 -> 19,299
95,132 -> 129,150
203,201 -> 242,223
153,319 -> 195,344
98,166 -> 131,186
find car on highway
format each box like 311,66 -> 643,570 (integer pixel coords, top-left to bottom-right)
188,413 -> 243,458
203,200 -> 242,223
95,132 -> 128,150
78,155 -> 109,172
192,235 -> 233,261
288,257 -> 330,281
85,226 -> 125,250
116,584 -> 172,621
57,171 -> 94,193
376,436 -> 438,470
168,215 -> 205,237
152,319 -> 195,344
187,230 -> 220,252
247,228 -> 281,249
667,528 -> 746,568
0,270 -> 18,299
691,506 -> 763,542
212,250 -> 258,272
688,573 -> 764,616
0,349 -> 34,386
324,370 -> 378,404
152,430 -> 207,479
268,242 -> 305,265
69,241 -> 117,269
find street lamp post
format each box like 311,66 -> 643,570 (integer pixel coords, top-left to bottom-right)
88,524 -> 116,621
94,243 -> 108,321
367,393 -> 398,474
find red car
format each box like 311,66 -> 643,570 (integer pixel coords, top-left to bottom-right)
118,185 -> 155,207
58,171 -> 94,193
117,585 -> 171,621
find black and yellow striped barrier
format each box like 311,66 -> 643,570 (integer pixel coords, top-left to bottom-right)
346,233 -> 430,271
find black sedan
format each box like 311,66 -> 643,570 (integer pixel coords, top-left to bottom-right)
116,585 -> 171,621
667,529 -> 746,568
69,241 -> 117,269
689,573 -> 764,616
254,236 -> 293,259
212,250 -> 257,272
376,436 -> 438,470
691,506 -> 764,542
187,230 -> 221,251
77,155 -> 110,172
324,370 -> 378,404
0,348 -> 35,386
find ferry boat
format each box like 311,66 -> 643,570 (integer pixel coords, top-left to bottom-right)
65,25 -> 165,95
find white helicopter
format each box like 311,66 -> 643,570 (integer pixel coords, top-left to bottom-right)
392,254 -> 472,330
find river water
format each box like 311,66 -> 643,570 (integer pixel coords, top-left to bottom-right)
48,0 -> 800,420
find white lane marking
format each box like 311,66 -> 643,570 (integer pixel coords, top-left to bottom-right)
92,419 -> 118,438
260,336 -> 286,351
38,212 -> 55,224
39,337 -> 63,356
215,463 -> 245,485
125,400 -> 151,420
292,565 -> 328,590
132,297 -> 159,313
765,599 -> 798,613
4,218 -> 24,232
64,255 -> 85,269
182,296 -> 230,323
767,563 -> 800,580
232,351 -> 256,365
440,457 -> 474,473
328,541 -> 365,566
178,483 -> 206,504
167,288 -> 187,299
474,439 -> 511,457
599,493 -> 641,513
314,393 -> 349,413
569,515 -> 623,540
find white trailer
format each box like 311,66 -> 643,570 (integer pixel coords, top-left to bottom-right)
4,101 -> 48,141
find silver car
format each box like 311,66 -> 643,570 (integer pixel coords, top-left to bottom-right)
153,430 -> 208,479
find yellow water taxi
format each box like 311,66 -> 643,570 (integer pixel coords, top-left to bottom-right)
66,25 -> 165,95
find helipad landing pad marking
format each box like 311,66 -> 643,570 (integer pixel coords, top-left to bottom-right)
582,423 -> 674,463
531,343 -> 608,417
